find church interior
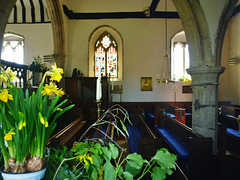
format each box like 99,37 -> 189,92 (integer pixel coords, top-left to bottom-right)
1,0 -> 240,179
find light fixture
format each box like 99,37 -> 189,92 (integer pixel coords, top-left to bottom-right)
157,0 -> 173,84
227,58 -> 238,65
143,6 -> 150,17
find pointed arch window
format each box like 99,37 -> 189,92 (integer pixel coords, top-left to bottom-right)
95,32 -> 118,77
1,32 -> 24,64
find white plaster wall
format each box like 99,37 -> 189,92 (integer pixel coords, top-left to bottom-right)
221,13 -> 240,105
219,26 -> 231,102
4,23 -> 54,66
67,18 -> 192,102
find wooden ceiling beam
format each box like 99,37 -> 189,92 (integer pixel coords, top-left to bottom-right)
63,5 -> 179,19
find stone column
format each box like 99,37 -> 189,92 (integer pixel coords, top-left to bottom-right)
187,65 -> 225,154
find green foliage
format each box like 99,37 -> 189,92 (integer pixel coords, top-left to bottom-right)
50,141 -> 177,180
178,75 -> 191,82
29,56 -> 49,72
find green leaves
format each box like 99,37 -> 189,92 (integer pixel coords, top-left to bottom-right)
49,139 -> 177,180
151,148 -> 177,178
103,161 -> 116,180
109,142 -> 119,160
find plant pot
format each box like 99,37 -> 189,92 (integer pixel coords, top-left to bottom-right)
1,166 -> 47,180
33,72 -> 43,86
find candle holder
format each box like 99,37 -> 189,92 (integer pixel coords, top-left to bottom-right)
96,99 -> 102,138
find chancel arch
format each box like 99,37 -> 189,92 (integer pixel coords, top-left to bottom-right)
89,25 -> 123,81
171,0 -> 238,153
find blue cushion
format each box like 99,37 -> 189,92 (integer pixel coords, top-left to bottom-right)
165,113 -> 175,118
127,126 -> 141,153
146,112 -> 155,119
227,128 -> 240,138
155,125 -> 189,158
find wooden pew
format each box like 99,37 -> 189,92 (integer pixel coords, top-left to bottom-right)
221,105 -> 240,117
137,114 -> 188,180
48,116 -> 86,148
154,115 -> 212,179
218,113 -> 240,154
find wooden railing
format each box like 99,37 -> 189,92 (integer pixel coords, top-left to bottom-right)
0,59 -> 30,88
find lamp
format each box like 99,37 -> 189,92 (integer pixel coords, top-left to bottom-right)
227,58 -> 238,65
157,0 -> 173,84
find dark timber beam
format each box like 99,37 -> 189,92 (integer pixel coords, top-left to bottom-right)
63,5 -> 179,19
150,0 -> 160,17
232,4 -> 240,17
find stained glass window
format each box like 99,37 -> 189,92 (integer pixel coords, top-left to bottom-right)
95,32 -> 117,77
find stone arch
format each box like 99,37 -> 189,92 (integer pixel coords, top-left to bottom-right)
46,0 -> 66,68
88,25 -> 123,81
171,0 -> 238,153
0,0 -> 65,69
0,0 -> 17,58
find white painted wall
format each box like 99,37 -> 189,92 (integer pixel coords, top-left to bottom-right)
219,13 -> 240,105
4,23 -> 54,66
67,18 -> 192,102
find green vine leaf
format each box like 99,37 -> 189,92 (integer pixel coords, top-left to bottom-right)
151,166 -> 166,180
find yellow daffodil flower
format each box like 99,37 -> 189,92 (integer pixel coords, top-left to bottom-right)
0,89 -> 13,102
19,121 -> 26,130
49,63 -> 63,82
4,132 -> 16,141
41,82 -> 58,96
40,116 -> 45,125
0,73 -> 8,83
56,108 -> 62,111
45,121 -> 48,127
78,154 -> 93,165
55,88 -> 64,97
52,63 -> 63,75
19,121 -> 23,130
237,115 -> 240,123
6,67 -> 18,82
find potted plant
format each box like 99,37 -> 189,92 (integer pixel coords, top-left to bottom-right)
0,63 -> 74,179
29,56 -> 49,86
47,105 -> 177,180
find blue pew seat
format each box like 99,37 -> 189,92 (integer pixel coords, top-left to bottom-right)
155,125 -> 189,159
127,126 -> 142,153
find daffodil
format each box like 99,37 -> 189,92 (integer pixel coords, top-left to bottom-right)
237,115 -> 240,123
6,67 -> 18,82
0,73 -> 8,84
49,63 -> 63,82
19,121 -> 23,130
55,88 -> 64,97
19,121 -> 26,130
4,132 -> 16,141
78,154 -> 93,165
0,89 -> 13,102
41,82 -> 58,96
52,63 -> 63,75
56,108 -> 62,111
45,121 -> 48,127
40,116 -> 45,125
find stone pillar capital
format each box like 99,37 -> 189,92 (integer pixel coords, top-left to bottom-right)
187,65 -> 225,86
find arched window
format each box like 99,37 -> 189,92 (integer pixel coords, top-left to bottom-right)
1,32 -> 24,64
89,26 -> 123,81
95,32 -> 118,77
171,31 -> 190,81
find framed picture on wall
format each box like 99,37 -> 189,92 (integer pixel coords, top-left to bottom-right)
141,77 -> 153,91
